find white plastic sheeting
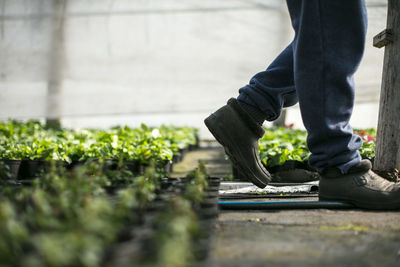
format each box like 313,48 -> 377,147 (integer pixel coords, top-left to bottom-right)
0,0 -> 388,137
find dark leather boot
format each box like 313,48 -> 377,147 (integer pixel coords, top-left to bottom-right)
204,98 -> 271,188
319,159 -> 400,209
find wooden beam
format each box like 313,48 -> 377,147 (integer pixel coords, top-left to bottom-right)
374,0 -> 400,174
373,29 -> 393,48
46,0 -> 67,129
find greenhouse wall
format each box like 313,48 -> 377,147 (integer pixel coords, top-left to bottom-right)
0,0 -> 387,137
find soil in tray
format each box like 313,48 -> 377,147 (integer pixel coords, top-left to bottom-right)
94,174 -> 221,266
128,160 -> 173,174
0,159 -> 21,179
18,160 -> 42,179
66,159 -> 173,175
172,148 -> 188,163
18,160 -> 69,179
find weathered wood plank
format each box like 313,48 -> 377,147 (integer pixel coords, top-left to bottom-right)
374,0 -> 400,171
373,29 -> 393,48
46,0 -> 67,128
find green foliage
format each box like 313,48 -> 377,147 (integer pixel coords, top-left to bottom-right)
184,161 -> 209,204
0,161 -> 11,180
0,162 -> 210,267
0,120 -> 198,165
0,120 -> 207,267
153,197 -> 199,267
0,162 -> 161,266
259,127 -> 310,168
259,127 -> 376,168
354,128 -> 376,160
149,161 -> 209,267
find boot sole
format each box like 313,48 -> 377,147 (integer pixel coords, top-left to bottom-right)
204,114 -> 269,188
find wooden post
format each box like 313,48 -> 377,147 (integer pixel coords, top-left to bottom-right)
46,0 -> 67,129
374,0 -> 400,176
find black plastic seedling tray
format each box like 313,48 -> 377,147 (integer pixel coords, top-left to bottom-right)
104,177 -> 221,266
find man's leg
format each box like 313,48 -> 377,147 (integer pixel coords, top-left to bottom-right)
204,42 -> 299,188
237,43 -> 298,122
287,0 -> 400,209
205,0 -> 400,208
287,0 -> 366,173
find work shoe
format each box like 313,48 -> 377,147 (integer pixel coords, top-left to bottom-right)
319,159 -> 400,209
204,98 -> 271,188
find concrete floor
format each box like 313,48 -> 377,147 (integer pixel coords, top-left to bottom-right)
172,144 -> 400,267
210,209 -> 400,267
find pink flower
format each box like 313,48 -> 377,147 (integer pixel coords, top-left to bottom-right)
362,135 -> 375,143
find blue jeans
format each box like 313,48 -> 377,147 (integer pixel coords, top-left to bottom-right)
238,0 -> 367,173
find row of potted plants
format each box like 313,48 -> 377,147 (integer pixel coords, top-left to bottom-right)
0,120 -> 199,179
0,154 -> 216,266
258,127 -> 376,170
0,160 -> 158,266
123,162 -> 219,266
0,120 -> 219,266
